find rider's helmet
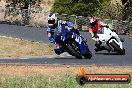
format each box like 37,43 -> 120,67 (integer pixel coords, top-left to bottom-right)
89,17 -> 97,27
48,13 -> 57,29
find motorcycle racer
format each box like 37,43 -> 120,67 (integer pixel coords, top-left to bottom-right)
47,13 -> 80,55
88,17 -> 109,52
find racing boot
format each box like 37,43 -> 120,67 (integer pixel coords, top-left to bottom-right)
94,40 -> 102,52
54,44 -> 64,55
94,47 -> 101,52
54,48 -> 63,55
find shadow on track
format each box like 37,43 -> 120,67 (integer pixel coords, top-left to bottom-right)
54,57 -> 76,59
95,52 -> 124,55
54,57 -> 93,60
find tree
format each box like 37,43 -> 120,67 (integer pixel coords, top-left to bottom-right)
121,0 -> 132,21
51,0 -> 101,16
51,0 -> 131,21
71,3 -> 95,17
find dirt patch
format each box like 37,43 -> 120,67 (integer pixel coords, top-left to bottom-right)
0,36 -> 54,58
0,65 -> 131,77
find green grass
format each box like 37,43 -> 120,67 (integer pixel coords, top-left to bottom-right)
0,74 -> 131,88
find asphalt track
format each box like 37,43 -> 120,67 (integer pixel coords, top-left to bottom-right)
0,24 -> 132,66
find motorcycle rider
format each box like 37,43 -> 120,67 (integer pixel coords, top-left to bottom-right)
88,17 -> 109,52
47,13 -> 80,55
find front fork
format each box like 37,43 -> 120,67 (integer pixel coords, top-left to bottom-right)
79,41 -> 88,55
73,33 -> 88,55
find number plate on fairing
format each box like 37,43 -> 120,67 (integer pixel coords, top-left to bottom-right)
75,35 -> 82,44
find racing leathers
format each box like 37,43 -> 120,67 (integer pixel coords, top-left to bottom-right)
88,20 -> 108,51
47,19 -> 79,55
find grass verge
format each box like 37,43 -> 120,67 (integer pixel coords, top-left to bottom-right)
0,65 -> 131,88
0,36 -> 54,58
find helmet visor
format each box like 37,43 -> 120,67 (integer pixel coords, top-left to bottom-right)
48,19 -> 55,24
90,21 -> 96,27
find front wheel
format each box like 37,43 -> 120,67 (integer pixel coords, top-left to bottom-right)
66,44 -> 82,59
83,48 -> 92,59
110,41 -> 125,55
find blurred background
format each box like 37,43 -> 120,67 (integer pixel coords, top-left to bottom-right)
0,0 -> 131,35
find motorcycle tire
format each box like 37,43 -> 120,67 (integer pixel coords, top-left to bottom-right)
110,41 -> 125,55
83,48 -> 92,59
66,44 -> 82,59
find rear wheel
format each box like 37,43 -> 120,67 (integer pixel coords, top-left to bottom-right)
110,41 -> 125,55
66,44 -> 82,59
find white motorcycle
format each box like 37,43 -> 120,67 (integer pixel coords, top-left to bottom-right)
95,26 -> 125,55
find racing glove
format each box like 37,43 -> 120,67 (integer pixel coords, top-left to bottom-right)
47,31 -> 55,44
49,37 -> 55,43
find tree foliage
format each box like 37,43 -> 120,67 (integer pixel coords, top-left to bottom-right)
51,0 -> 131,21
51,0 -> 110,17
5,0 -> 132,21
121,0 -> 132,21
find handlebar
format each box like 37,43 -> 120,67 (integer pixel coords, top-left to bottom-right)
100,25 -> 109,28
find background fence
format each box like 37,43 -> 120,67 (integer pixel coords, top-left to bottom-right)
0,6 -> 132,35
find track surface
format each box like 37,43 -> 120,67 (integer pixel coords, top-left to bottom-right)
0,24 -> 132,66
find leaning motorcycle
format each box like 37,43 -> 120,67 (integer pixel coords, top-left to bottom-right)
54,28 -> 92,59
95,26 -> 125,55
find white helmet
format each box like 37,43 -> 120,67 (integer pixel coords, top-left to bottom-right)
89,17 -> 97,27
48,13 -> 57,28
